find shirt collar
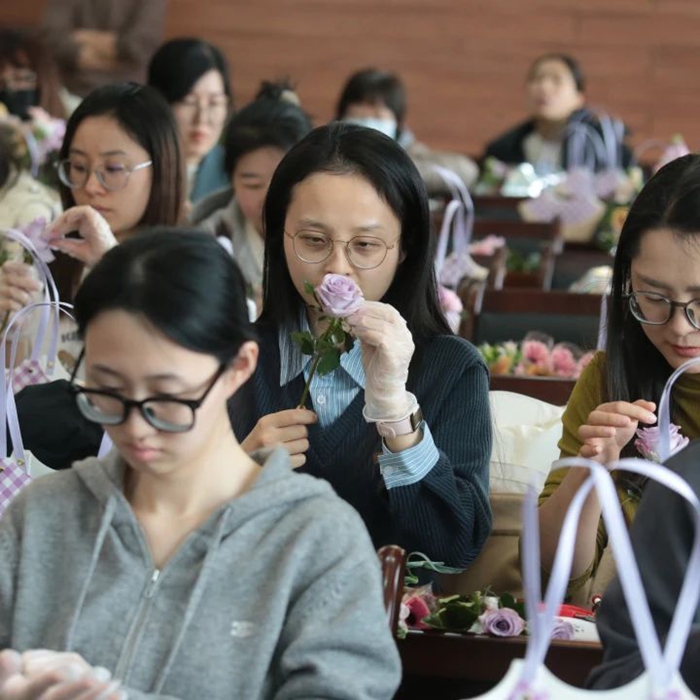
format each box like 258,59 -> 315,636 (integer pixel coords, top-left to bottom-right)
278,313 -> 365,389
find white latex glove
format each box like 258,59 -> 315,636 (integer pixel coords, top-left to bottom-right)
46,206 -> 118,268
346,300 -> 418,423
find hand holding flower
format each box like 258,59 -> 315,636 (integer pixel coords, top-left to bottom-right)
46,206 -> 118,268
578,399 -> 656,463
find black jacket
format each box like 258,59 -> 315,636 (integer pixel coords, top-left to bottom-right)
586,440 -> 700,692
484,108 -> 634,172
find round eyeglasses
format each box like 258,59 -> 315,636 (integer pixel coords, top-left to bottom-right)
70,364 -> 227,433
627,291 -> 700,331
56,158 -> 153,192
285,230 -> 400,270
175,96 -> 229,123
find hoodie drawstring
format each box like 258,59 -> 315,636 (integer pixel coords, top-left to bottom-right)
153,505 -> 233,693
64,495 -> 118,652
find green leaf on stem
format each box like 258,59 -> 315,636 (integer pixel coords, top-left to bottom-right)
291,331 -> 316,356
317,349 -> 341,376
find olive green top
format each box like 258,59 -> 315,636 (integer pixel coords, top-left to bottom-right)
538,351 -> 700,595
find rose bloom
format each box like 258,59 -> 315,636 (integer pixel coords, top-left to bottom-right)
551,617 -> 575,641
438,285 -> 463,314
634,424 -> 689,463
315,273 -> 364,318
404,595 -> 432,630
478,608 -> 525,637
522,339 -> 550,365
551,345 -> 578,378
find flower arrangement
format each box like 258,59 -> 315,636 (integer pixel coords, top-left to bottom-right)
291,274 -> 364,407
0,108 -> 65,186
398,586 -> 576,641
478,334 -> 595,380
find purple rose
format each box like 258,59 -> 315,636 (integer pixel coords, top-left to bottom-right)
19,217 -> 54,264
478,608 -> 525,637
551,617 -> 575,641
315,274 -> 364,318
634,424 -> 689,463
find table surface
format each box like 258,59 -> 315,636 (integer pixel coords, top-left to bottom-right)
399,630 -> 603,687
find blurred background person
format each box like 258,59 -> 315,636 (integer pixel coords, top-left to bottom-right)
192,80 -> 313,308
41,0 -> 166,98
336,67 -> 479,196
0,27 -> 73,119
148,37 -> 232,205
484,53 -> 633,174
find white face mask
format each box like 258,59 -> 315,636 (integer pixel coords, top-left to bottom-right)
343,116 -> 397,140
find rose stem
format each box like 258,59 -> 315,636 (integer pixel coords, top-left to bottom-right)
298,353 -> 323,409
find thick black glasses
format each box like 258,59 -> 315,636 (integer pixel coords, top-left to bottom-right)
627,291 -> 700,331
70,362 -> 227,433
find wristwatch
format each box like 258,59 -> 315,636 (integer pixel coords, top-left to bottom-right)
376,407 -> 424,439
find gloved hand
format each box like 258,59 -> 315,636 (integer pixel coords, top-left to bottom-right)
346,301 -> 419,423
46,206 -> 118,268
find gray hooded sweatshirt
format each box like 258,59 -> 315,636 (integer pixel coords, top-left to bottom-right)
0,448 -> 401,699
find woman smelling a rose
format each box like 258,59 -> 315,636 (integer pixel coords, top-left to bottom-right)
231,122 -> 492,569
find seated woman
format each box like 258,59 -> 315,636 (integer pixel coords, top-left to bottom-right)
536,154 -> 700,603
12,124 -> 492,568
0,230 -> 401,700
336,68 -> 479,196
191,81 -> 313,306
587,439 -> 700,694
233,122 -> 492,567
148,38 -> 232,205
484,53 -> 633,174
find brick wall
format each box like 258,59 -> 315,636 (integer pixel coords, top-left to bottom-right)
3,0 -> 699,158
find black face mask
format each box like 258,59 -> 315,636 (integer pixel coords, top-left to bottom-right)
0,88 -> 39,121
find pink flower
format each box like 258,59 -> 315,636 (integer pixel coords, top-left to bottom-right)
577,351 -> 595,375
438,285 -> 463,314
18,217 -> 54,264
403,594 -> 432,630
478,608 -> 525,637
522,339 -> 550,365
551,344 -> 578,378
634,424 -> 689,463
315,274 -> 364,318
551,618 -> 575,641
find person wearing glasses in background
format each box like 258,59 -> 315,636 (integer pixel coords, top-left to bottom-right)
148,38 -> 232,206
0,82 -> 183,374
0,230 -> 401,700
536,154 -> 700,604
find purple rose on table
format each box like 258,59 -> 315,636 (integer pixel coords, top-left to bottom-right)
315,273 -> 364,317
478,608 -> 525,638
551,617 -> 575,641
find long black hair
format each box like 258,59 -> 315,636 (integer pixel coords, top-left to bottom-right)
606,154 -> 700,420
260,122 -> 450,340
223,82 -> 312,176
75,229 -> 256,364
147,37 -> 233,106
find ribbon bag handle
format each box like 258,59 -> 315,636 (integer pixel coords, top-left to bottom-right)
432,165 -> 475,259
522,456 -> 700,694
433,199 -> 463,278
1,301 -> 75,463
1,228 -> 62,369
657,356 -> 700,463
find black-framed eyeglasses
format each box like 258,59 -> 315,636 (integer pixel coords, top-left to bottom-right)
56,158 -> 152,192
69,357 -> 227,433
285,229 -> 400,270
626,291 -> 700,331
